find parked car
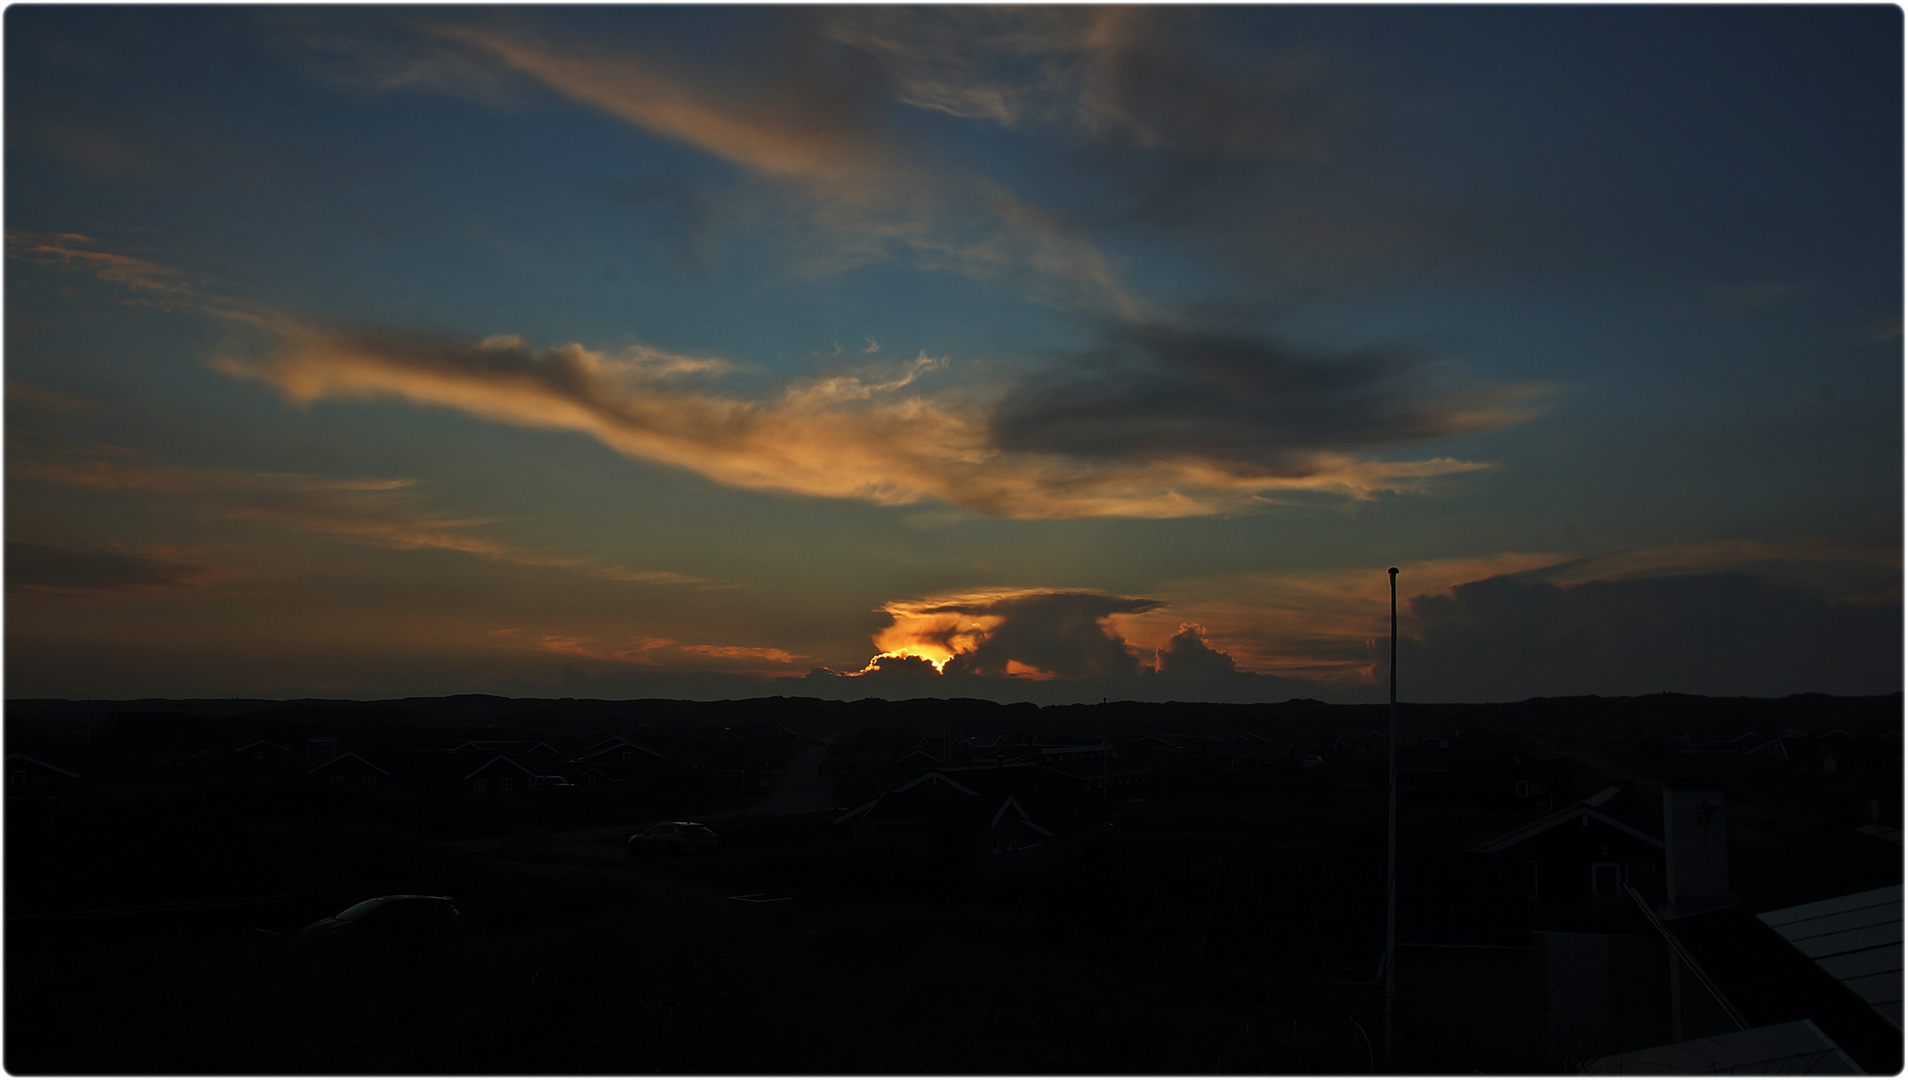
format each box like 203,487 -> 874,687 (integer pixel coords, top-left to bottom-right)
627,821 -> 719,857
531,775 -> 575,790
301,895 -> 460,942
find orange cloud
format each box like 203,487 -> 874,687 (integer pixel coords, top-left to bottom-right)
210,321 -> 1499,519
7,380 -> 101,413
864,587 -> 1162,678
7,232 -> 197,296
23,237 -> 1533,521
680,645 -> 806,664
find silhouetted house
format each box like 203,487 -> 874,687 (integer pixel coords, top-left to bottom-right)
384,751 -> 539,796
1473,785 -> 1667,907
6,753 -> 81,792
307,752 -> 393,788
227,740 -> 298,770
568,761 -> 648,788
5,746 -> 154,789
1038,758 -> 1152,796
571,737 -> 664,767
449,739 -> 561,759
833,767 -> 1111,877
896,746 -> 948,769
1467,758 -> 1567,813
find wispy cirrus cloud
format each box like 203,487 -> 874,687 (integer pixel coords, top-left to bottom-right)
408,21 -> 1141,315
6,541 -> 229,596
490,628 -> 802,668
6,380 -> 101,413
9,444 -> 712,588
8,231 -> 198,297
828,6 -> 1319,160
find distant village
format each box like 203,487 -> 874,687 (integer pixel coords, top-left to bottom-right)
5,691 -> 1901,1073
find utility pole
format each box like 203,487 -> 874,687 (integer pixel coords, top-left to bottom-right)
1385,566 -> 1399,1058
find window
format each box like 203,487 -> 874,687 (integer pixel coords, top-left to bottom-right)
9,771 -> 23,786
1516,780 -> 1529,798
472,779 -> 488,795
1592,862 -> 1621,898
501,778 -> 515,796
330,775 -> 349,786
360,775 -> 376,786
621,751 -> 633,763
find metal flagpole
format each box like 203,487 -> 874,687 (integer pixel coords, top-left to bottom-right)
1385,567 -> 1399,1058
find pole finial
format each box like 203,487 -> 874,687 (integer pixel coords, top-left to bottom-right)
1388,567 -> 1399,576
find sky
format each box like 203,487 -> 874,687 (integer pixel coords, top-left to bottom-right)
5,5 -> 1901,705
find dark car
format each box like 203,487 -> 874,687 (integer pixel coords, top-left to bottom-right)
627,822 -> 719,857
301,895 -> 461,942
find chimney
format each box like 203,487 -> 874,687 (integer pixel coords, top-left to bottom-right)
1663,785 -> 1729,916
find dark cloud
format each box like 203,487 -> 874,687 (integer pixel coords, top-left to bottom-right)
7,542 -> 211,594
1404,572 -> 1903,701
1155,622 -> 1240,680
990,322 -> 1542,474
932,590 -> 1162,679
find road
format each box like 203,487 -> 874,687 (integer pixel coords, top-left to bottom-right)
761,734 -> 837,815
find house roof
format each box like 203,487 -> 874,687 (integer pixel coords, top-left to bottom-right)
1582,1019 -> 1862,1075
1204,850 -> 1533,984
834,769 -> 1106,836
1662,903 -> 1902,1074
1758,886 -> 1903,1032
307,751 -> 389,776
380,751 -> 536,781
1472,786 -> 1665,853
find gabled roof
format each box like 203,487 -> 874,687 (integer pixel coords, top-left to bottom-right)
834,769 -> 1105,835
1472,786 -> 1665,853
450,739 -> 560,756
382,751 -> 536,781
1582,1019 -> 1862,1075
572,737 -> 663,761
4,753 -> 81,779
307,752 -> 390,776
229,740 -> 293,754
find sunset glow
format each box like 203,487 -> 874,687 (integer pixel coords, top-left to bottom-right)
6,7 -> 1898,703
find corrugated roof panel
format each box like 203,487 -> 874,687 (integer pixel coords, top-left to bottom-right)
1760,887 -> 1905,1032
1581,1019 -> 1863,1075
1785,923 -> 1901,961
1774,903 -> 1903,942
1817,945 -> 1902,981
1760,885 -> 1902,926
1842,972 -> 1901,1007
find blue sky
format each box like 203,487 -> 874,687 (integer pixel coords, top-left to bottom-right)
6,5 -> 1900,703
